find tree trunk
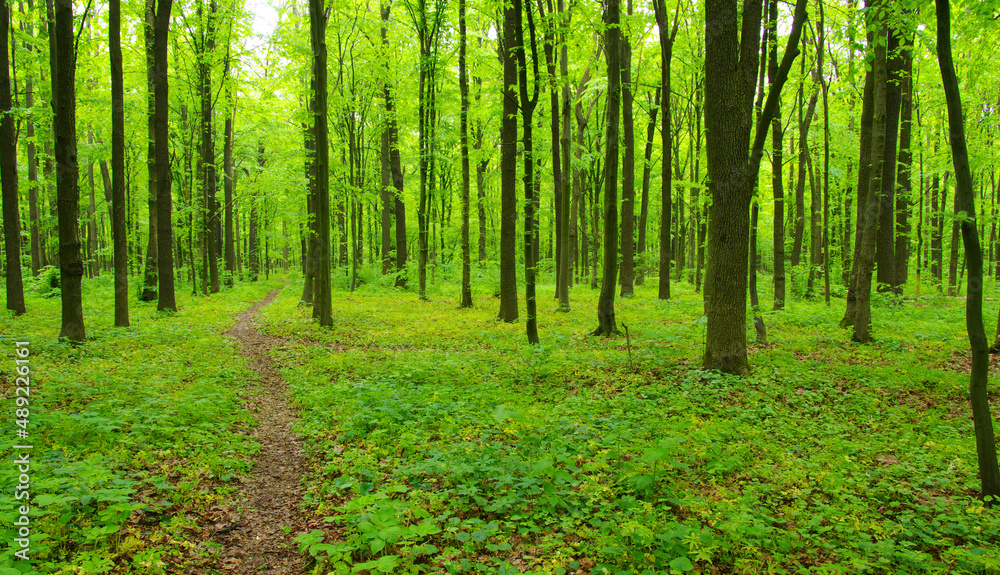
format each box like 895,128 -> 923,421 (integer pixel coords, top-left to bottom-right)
894,35 -> 914,294
852,1 -> 888,344
458,0 -> 472,308
636,87 -> 659,287
703,0 -> 805,373
1,0 -> 24,315
153,0 -> 176,312
936,0 -> 1000,505
768,0 -> 784,310
53,0 -> 85,339
498,1 -> 518,322
591,0 -> 621,337
140,0 -> 158,302
516,0 -> 540,343
653,0 -> 675,301
556,0 -> 572,310
618,0 -> 635,298
310,0 -> 332,324
110,0 -> 129,326
875,29 -> 904,293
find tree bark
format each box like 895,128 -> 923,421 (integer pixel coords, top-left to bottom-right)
110,0 -> 128,326
875,28 -> 904,293
591,0 -> 621,337
618,0 -> 635,298
516,0 -> 540,343
852,1 -> 888,344
310,0 -> 331,325
498,1 -> 519,322
140,0 -> 158,302
1,0 -> 24,315
556,0 -> 572,310
894,35 -> 914,294
702,0 -> 805,373
53,0 -> 85,339
936,0 -> 1000,504
653,0 -> 676,301
458,0 -> 472,308
767,0 -> 784,310
153,0 -> 176,312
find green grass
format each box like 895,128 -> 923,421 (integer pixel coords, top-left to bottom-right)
255,273 -> 1000,575
1,265 -> 999,574
0,273 -> 282,574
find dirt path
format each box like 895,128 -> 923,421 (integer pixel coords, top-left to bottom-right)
216,288 -> 308,574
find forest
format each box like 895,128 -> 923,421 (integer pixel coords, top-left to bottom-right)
1,0 -> 1000,572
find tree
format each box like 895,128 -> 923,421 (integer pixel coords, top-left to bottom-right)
702,0 -> 806,374
618,0 -> 635,298
556,0 -> 572,311
53,0 -> 85,341
653,0 -> 678,302
935,0 -> 1000,505
310,0 -> 332,326
768,0 -> 785,310
140,0 -> 158,302
110,0 -> 129,326
152,0 -> 176,312
591,0 -> 621,337
852,0 -> 888,344
498,0 -> 518,322
458,0 -> 472,308
1,0 -> 24,315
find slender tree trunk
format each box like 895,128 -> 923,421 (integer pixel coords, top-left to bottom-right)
140,0 -> 158,302
110,0 -> 128,326
876,28 -> 904,293
458,0 -> 472,307
223,89 -> 235,284
556,0 -> 572,310
498,1 -> 518,321
894,35 -> 914,294
936,0 -> 1000,504
768,0 -> 784,309
653,0 -> 676,301
636,87 -> 658,287
516,0 -> 540,342
618,0 -> 635,297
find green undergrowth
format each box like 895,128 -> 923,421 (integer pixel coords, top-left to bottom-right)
0,274 -> 282,574
257,279 -> 1000,575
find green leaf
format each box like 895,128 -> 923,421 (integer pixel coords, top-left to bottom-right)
669,557 -> 694,572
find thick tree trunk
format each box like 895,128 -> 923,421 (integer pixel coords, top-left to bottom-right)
936,0 -> 1000,504
110,0 -> 128,326
852,2 -> 888,344
54,0 -> 85,339
153,0 -> 176,312
498,3 -> 518,322
1,0 -> 24,315
310,0 -> 331,325
703,0 -> 805,373
591,0 -> 620,337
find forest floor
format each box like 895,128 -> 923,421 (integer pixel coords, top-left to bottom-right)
1,271 -> 1000,575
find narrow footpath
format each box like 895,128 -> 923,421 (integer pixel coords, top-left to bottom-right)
216,288 -> 309,573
